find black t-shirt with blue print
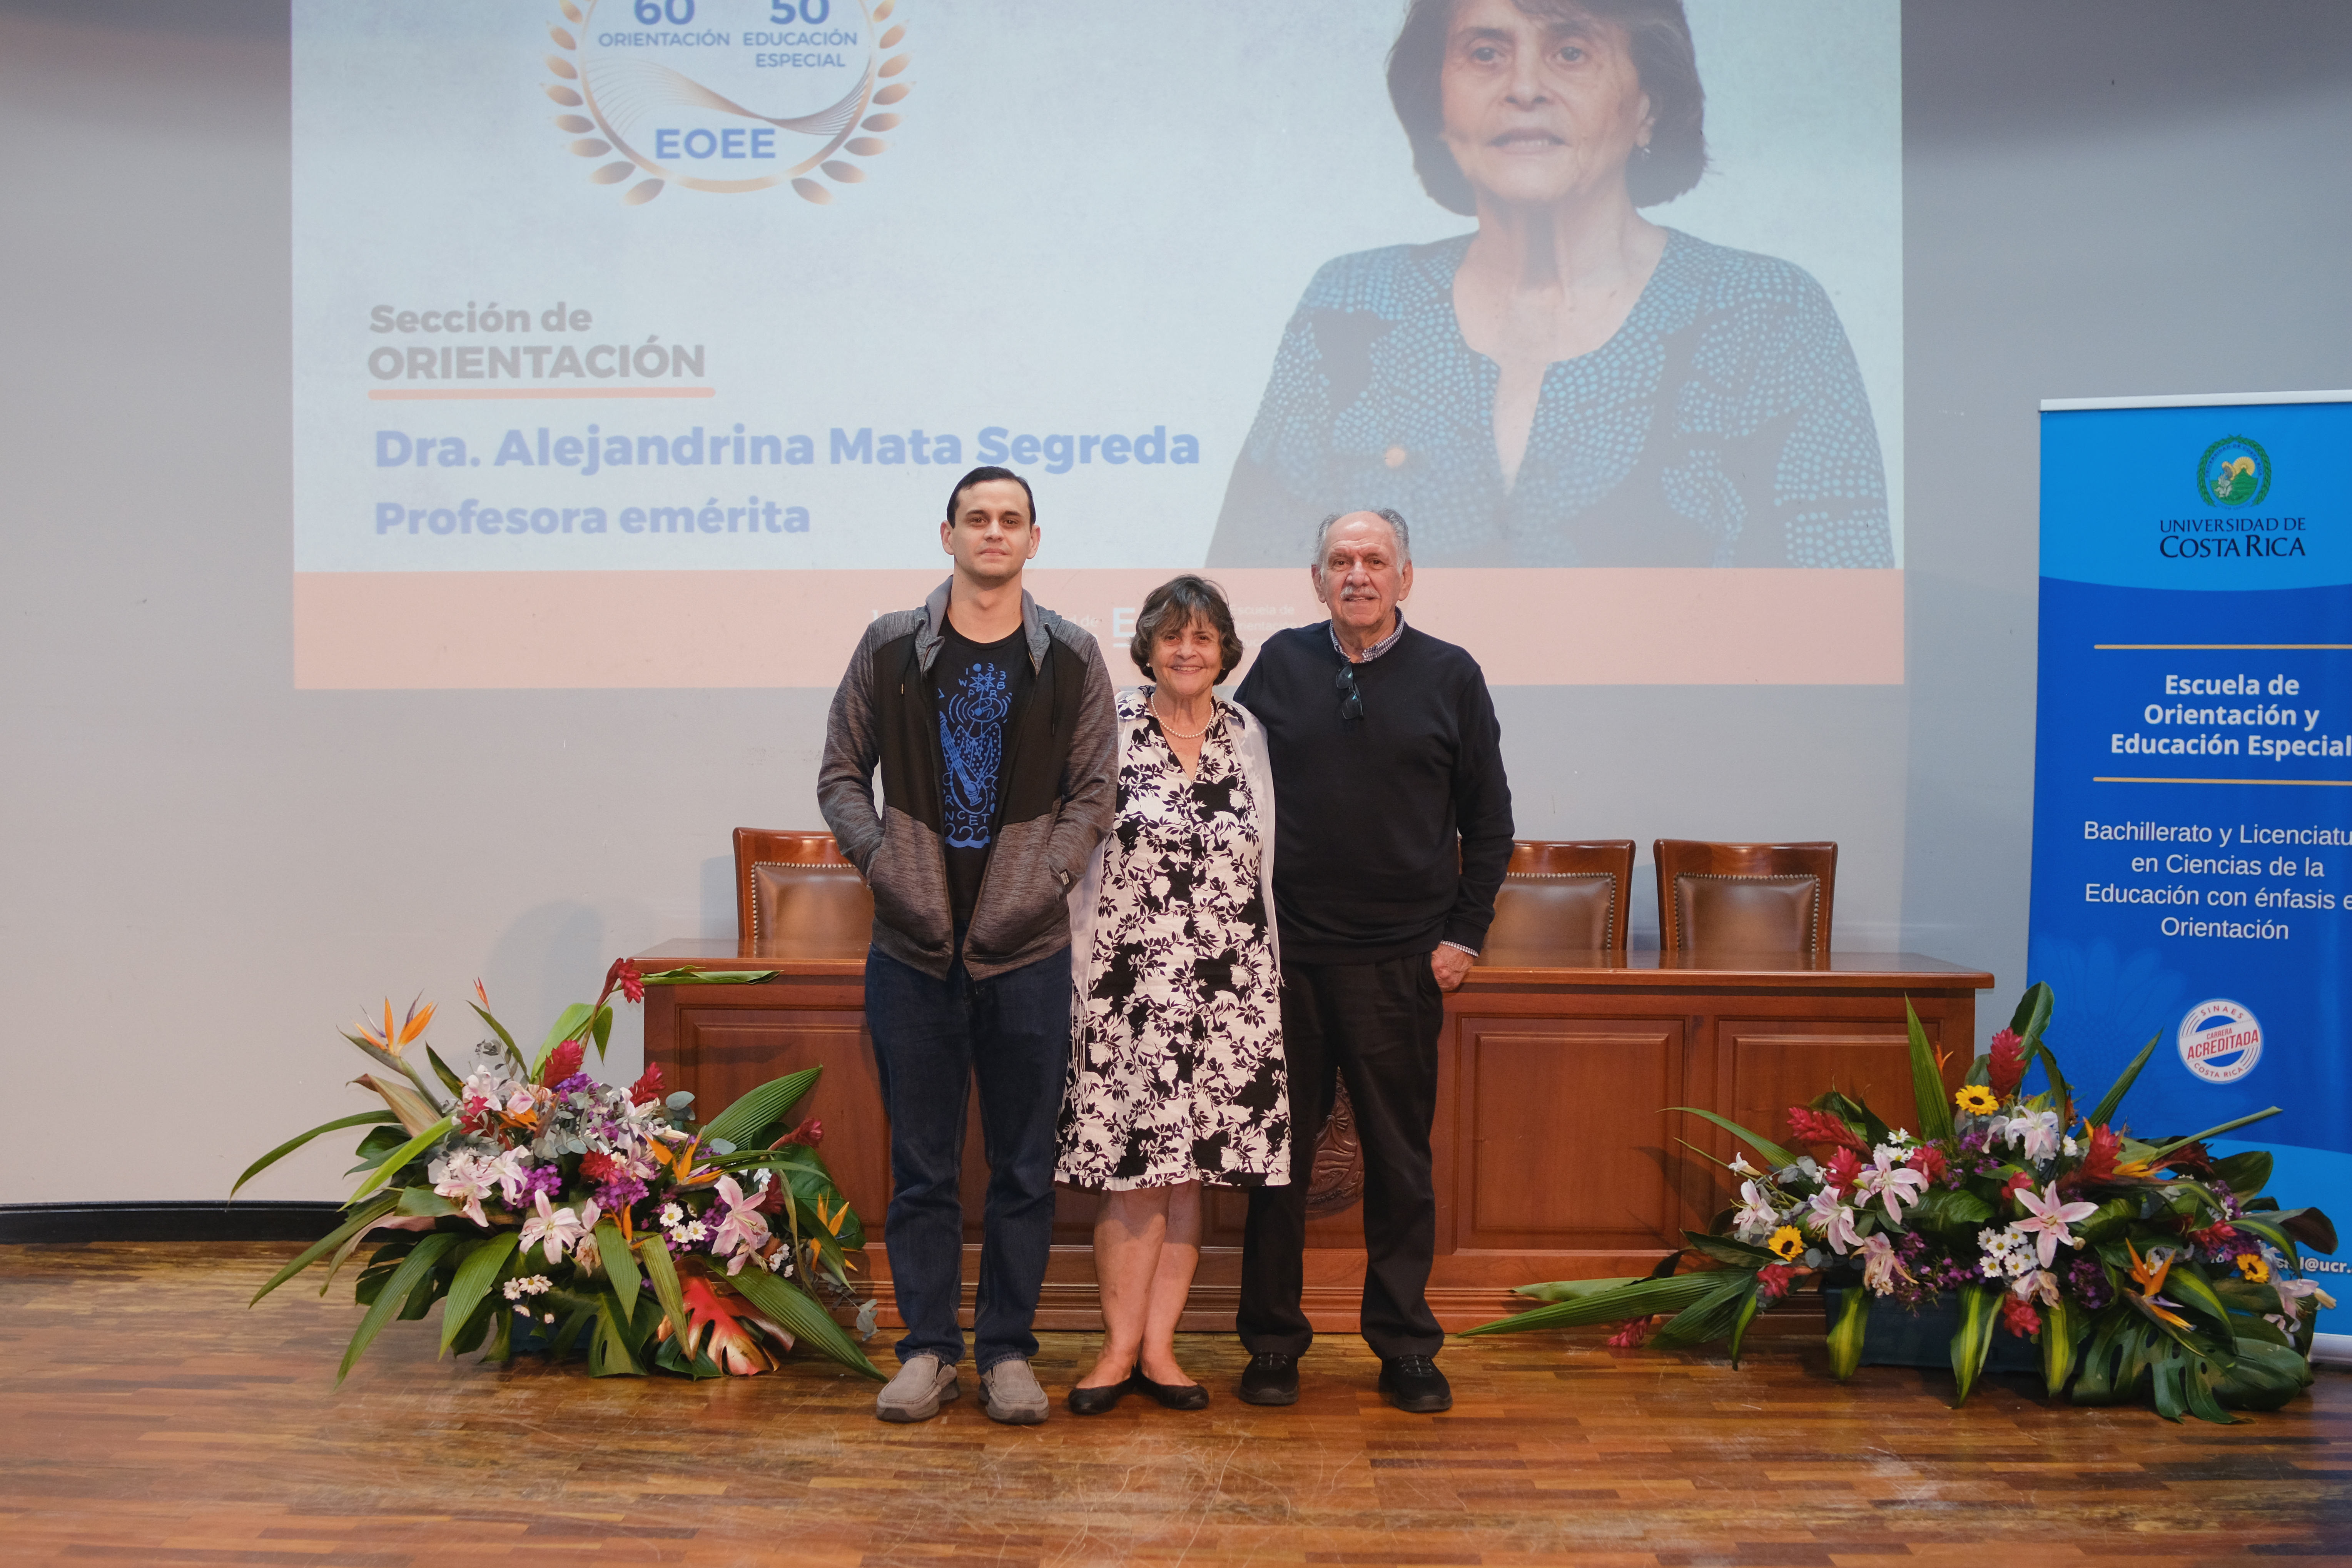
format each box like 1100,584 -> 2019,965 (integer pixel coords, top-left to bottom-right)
932,617 -> 1034,936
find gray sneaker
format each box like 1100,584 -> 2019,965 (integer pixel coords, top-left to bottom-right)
979,1358 -> 1049,1425
875,1353 -> 960,1423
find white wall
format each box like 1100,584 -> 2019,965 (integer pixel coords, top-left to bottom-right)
5,0 -> 2350,1203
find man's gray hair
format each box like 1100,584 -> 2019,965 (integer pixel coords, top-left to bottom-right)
1311,508 -> 1412,567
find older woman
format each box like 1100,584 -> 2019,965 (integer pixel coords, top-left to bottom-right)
1207,0 -> 1891,570
1055,574 -> 1286,1414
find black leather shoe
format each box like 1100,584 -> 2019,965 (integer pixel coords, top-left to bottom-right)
1066,1373 -> 1134,1416
1237,1351 -> 1299,1406
1378,1355 -> 1452,1414
1136,1371 -> 1210,1410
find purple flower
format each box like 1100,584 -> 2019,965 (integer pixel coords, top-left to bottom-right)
555,1072 -> 597,1095
2068,1255 -> 2113,1309
518,1164 -> 564,1200
595,1175 -> 649,1212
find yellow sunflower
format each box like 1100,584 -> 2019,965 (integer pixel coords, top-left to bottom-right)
1767,1225 -> 1806,1261
2238,1254 -> 2271,1282
1954,1084 -> 2000,1115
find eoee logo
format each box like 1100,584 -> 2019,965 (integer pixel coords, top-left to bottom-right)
2177,999 -> 2263,1084
543,0 -> 911,209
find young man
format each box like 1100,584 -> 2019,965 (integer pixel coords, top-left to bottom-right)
817,466 -> 1116,1424
1231,508 -> 1514,1414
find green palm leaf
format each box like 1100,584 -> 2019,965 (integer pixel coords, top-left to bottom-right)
1949,1284 -> 1999,1405
337,1232 -> 457,1383
703,1067 -> 823,1149
1825,1284 -> 1869,1381
249,1191 -> 399,1304
1906,999 -> 1954,1142
2083,1032 -> 2158,1130
350,1114 -> 455,1200
1462,1271 -> 1731,1336
724,1264 -> 885,1380
1667,1107 -> 1797,1172
439,1233 -> 520,1354
2145,1107 -> 2282,1162
635,1235 -> 694,1351
231,1111 -> 400,1198
2041,1294 -> 2078,1397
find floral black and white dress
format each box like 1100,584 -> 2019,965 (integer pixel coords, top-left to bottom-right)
1055,688 -> 1290,1190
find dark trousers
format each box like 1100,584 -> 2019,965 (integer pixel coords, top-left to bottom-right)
864,943 -> 1070,1372
1238,951 -> 1446,1360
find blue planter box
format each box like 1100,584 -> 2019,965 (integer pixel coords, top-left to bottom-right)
1822,1285 -> 2040,1374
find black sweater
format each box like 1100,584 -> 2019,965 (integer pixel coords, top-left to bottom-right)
1233,620 -> 1514,965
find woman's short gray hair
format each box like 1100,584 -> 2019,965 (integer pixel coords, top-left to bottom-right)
1311,509 -> 1412,566
1130,574 -> 1246,683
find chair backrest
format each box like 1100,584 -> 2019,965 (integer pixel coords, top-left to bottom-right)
1477,840 -> 1636,963
1654,840 -> 1838,956
732,828 -> 873,952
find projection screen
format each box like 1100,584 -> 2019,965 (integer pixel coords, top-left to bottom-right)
291,0 -> 1902,688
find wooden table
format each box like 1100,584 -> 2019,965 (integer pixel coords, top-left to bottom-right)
635,940 -> 1993,1332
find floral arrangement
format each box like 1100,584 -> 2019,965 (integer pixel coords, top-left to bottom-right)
1466,984 -> 2337,1424
237,960 -> 882,1384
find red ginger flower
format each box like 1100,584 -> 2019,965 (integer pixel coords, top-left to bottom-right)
2000,1169 -> 2036,1206
770,1117 -> 824,1149
1822,1147 -> 1864,1198
1987,1028 -> 2028,1100
578,1151 -> 617,1183
1999,1294 -> 2042,1339
540,1040 -> 585,1087
2078,1123 -> 2123,1185
628,1062 -> 667,1107
1906,1145 -> 1949,1185
1786,1106 -> 1867,1151
2162,1142 -> 2219,1181
1607,1315 -> 1660,1349
604,957 -> 646,1005
1756,1264 -> 1797,1304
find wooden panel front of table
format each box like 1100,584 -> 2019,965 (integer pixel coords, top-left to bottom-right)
635,939 -> 1993,1333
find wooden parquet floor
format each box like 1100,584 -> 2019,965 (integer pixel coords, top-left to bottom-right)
1,1244 -> 2347,1566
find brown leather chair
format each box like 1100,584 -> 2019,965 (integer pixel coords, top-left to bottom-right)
1477,840 -> 1636,964
1654,840 -> 1837,956
732,828 -> 874,953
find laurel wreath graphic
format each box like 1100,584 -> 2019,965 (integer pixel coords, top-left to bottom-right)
2197,434 -> 2272,509
543,0 -> 910,207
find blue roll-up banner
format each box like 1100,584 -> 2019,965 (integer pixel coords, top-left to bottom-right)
2033,391 -> 2350,1356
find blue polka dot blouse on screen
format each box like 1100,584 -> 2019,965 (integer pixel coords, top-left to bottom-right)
1204,229 -> 1894,570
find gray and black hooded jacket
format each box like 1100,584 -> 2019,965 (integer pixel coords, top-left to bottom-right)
817,578 -> 1117,982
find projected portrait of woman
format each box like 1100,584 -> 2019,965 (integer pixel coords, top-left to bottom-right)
1205,0 -> 1893,569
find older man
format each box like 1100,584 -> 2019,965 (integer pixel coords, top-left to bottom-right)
1231,508 -> 1514,1413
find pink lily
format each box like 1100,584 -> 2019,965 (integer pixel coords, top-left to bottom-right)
1860,1232 -> 1913,1295
427,1150 -> 496,1227
2013,1182 -> 2098,1266
1804,1189 -> 1863,1255
707,1175 -> 773,1277
518,1191 -> 600,1264
1855,1147 -> 1930,1224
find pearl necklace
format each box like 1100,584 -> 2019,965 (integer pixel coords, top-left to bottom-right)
1150,695 -> 1213,740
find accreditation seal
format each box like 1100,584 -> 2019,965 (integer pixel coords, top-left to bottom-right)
541,0 -> 911,207
2177,998 -> 2263,1084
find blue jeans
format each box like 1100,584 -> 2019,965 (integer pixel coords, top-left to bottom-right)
864,943 -> 1070,1371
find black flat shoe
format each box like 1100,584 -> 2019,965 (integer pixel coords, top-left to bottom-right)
1377,1354 -> 1452,1414
1135,1371 -> 1210,1410
1066,1373 -> 1134,1415
1237,1351 -> 1299,1406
